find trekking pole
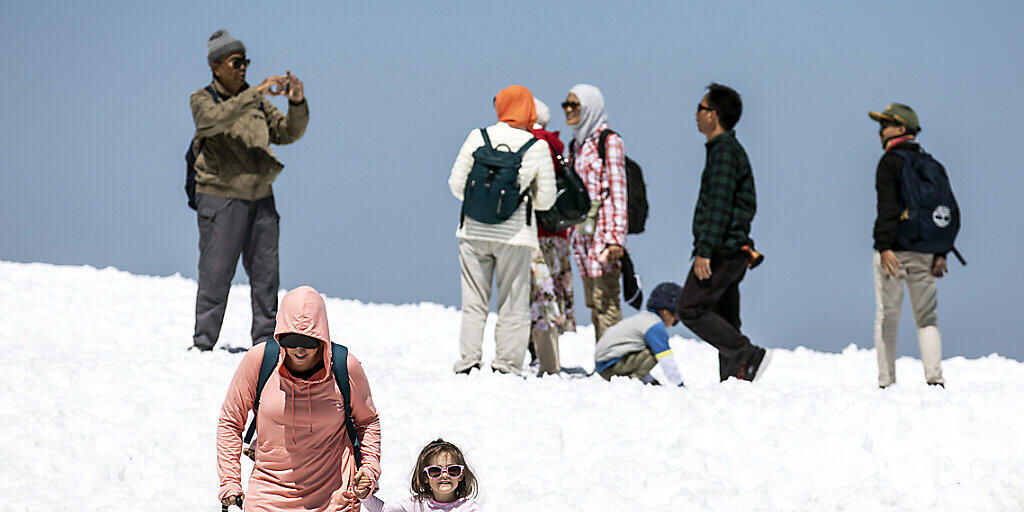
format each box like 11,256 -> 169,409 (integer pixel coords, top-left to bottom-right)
221,495 -> 243,512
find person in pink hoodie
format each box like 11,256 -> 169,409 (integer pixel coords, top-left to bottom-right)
357,439 -> 483,512
216,286 -> 382,512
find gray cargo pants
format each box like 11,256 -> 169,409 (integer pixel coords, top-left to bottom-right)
454,239 -> 532,373
193,193 -> 279,349
873,251 -> 944,386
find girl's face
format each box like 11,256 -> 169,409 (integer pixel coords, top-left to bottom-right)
424,452 -> 462,503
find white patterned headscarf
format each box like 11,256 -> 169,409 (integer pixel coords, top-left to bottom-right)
569,83 -> 608,146
533,98 -> 551,129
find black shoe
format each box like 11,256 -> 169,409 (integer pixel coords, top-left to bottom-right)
927,381 -> 945,388
189,344 -> 214,352
737,348 -> 771,382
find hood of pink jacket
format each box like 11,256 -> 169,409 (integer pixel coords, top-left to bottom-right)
275,286 -> 334,376
275,285 -> 332,344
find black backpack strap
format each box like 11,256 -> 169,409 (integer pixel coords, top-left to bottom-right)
479,128 -> 492,149
204,85 -> 221,104
597,129 -> 615,162
331,343 -> 362,468
243,339 -> 281,443
951,247 -> 967,266
515,137 -> 539,156
597,129 -> 616,199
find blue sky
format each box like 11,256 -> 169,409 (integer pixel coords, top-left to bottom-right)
2,1 -> 1022,361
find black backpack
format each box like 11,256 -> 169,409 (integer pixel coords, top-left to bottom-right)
535,153 -> 591,233
596,130 -> 649,234
892,148 -> 966,264
243,338 -> 362,467
460,128 -> 538,226
184,85 -> 218,211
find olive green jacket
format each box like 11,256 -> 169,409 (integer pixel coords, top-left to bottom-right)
189,78 -> 309,201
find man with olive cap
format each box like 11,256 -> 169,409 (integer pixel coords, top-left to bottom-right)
189,30 -> 309,351
869,102 -> 949,388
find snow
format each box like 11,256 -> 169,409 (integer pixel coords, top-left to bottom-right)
2,260 -> 1023,512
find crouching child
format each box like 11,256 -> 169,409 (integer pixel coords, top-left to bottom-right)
594,282 -> 685,386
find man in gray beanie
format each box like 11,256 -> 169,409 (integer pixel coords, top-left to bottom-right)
188,30 -> 309,351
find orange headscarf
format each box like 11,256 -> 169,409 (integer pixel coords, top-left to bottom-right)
494,85 -> 536,129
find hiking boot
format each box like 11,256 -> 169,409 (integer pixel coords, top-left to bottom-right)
189,343 -> 214,352
736,348 -> 771,382
927,381 -> 945,388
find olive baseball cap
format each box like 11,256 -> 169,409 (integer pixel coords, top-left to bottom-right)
869,103 -> 920,132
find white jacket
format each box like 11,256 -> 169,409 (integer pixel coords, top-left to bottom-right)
448,122 -> 556,249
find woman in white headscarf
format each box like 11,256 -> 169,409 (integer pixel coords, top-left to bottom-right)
562,84 -> 628,343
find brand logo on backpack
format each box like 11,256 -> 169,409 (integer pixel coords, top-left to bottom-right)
932,205 -> 952,228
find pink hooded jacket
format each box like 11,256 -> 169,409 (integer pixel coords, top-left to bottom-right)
217,286 -> 382,511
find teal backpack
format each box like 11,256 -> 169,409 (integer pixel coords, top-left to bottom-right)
243,338 -> 362,467
460,128 -> 538,226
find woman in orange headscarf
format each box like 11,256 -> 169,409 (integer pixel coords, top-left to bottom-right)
447,85 -> 557,375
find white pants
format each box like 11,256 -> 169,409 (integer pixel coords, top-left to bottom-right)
454,239 -> 532,373
873,251 -> 944,386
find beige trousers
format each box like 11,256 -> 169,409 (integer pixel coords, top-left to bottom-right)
530,326 -> 561,375
454,239 -> 533,373
582,268 -> 622,342
873,251 -> 944,386
598,348 -> 657,381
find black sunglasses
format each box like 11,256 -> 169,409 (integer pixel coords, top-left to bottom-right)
697,104 -> 715,113
228,57 -> 250,69
561,101 -> 580,109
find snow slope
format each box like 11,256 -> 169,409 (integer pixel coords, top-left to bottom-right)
2,261 -> 1023,512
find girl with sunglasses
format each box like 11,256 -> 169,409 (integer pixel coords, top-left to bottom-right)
359,439 -> 482,511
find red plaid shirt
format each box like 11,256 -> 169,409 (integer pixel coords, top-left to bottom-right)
570,123 -> 627,278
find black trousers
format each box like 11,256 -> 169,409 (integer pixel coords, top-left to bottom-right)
676,251 -> 760,381
193,193 -> 280,349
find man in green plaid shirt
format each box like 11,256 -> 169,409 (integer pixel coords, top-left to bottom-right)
676,83 -> 771,382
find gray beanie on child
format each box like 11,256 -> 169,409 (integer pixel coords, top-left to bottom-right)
207,30 -> 246,64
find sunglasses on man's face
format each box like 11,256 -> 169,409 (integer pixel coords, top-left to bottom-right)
561,101 -> 580,110
424,464 -> 464,479
697,104 -> 715,113
228,57 -> 250,70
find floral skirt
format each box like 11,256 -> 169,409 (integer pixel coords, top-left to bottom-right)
530,236 -> 576,333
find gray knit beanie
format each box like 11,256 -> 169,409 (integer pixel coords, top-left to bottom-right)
207,30 -> 246,64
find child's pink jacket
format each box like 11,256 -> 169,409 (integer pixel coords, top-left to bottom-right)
362,495 -> 484,512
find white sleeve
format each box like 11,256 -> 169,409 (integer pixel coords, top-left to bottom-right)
360,495 -> 385,512
526,139 -> 556,211
448,130 -> 484,200
656,353 -> 685,387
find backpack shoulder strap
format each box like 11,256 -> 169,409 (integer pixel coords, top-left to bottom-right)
597,129 -> 616,163
204,85 -> 220,104
515,137 -> 539,156
331,342 -> 363,468
596,129 -> 618,198
243,339 -> 280,443
479,128 -> 493,149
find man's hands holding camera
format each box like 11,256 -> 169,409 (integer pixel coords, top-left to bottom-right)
256,72 -> 304,103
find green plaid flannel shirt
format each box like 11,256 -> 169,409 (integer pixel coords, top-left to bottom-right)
692,130 -> 756,258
